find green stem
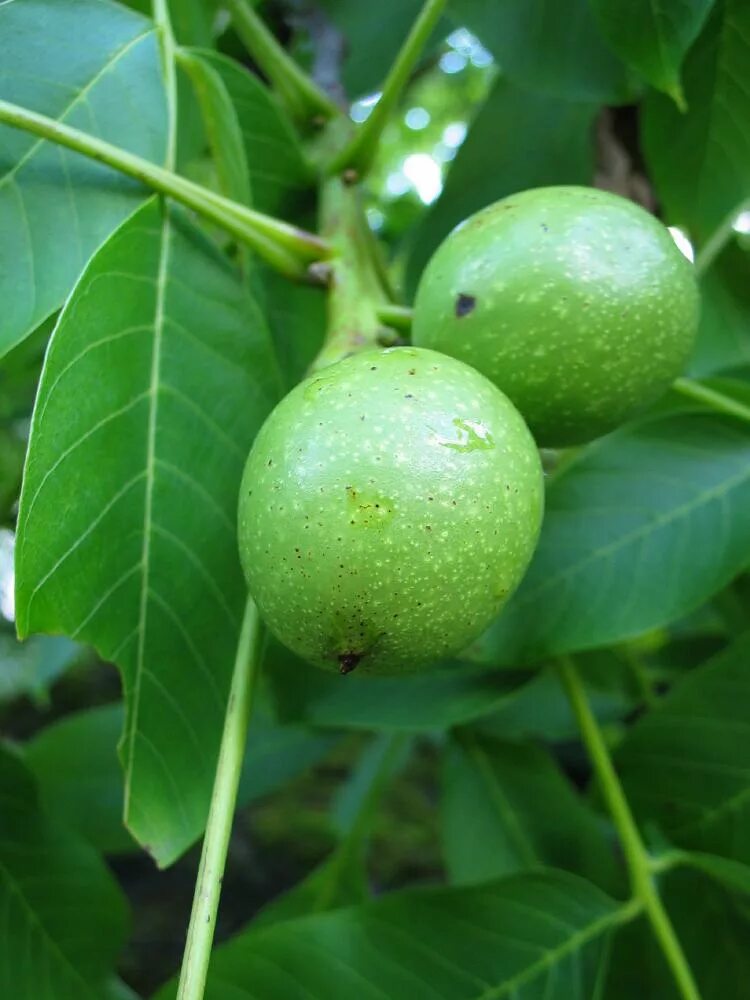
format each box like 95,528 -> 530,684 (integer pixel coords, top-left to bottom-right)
694,199 -> 750,277
672,377 -> 750,424
559,659 -> 703,1000
330,0 -> 447,176
177,598 -> 263,1000
311,177 -> 392,370
0,98 -> 330,280
225,0 -> 339,124
376,303 -> 413,333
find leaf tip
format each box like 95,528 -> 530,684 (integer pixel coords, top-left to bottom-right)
665,79 -> 687,113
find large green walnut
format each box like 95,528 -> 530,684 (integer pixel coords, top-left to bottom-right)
238,347 -> 543,675
412,186 -> 700,447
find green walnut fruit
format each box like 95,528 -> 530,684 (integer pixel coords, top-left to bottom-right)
238,347 -> 543,675
412,186 -> 700,447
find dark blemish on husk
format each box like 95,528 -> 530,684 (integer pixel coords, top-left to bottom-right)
455,293 -> 476,318
339,652 -> 362,675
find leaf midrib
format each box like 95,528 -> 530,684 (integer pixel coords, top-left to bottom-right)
647,0 -> 671,86
463,734 -> 538,870
122,207 -> 170,820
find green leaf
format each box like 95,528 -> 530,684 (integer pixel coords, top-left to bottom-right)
262,267 -> 326,389
450,0 -> 633,103
267,640 -> 531,731
156,869 -> 625,1000
604,867 -> 750,1000
406,75 -> 596,293
15,198 -> 281,866
178,50 -> 251,205
675,851 -> 750,895
0,311 -> 56,423
0,744 -> 129,999
0,630 -> 82,705
690,241 -> 750,375
251,736 -> 406,929
589,0 -> 714,101
330,733 -> 410,835
660,868 -> 750,997
167,0 -> 217,47
473,653 -> 639,742
24,700 -> 335,857
188,50 -> 311,218
24,703 -> 135,854
480,415 -> 750,665
252,848 -> 369,929
642,0 -> 750,242
0,427 -> 25,522
441,732 -> 616,889
105,979 -> 142,1000
0,0 -> 167,356
617,632 -> 750,864
238,707 -> 339,803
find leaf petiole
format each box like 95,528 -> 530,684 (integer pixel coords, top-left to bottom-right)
0,98 -> 331,281
376,303 -> 414,332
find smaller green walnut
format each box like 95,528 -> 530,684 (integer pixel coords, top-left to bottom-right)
412,186 -> 700,447
238,347 -> 543,675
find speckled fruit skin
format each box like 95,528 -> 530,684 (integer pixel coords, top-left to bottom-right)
412,186 -> 700,447
238,347 -> 543,675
